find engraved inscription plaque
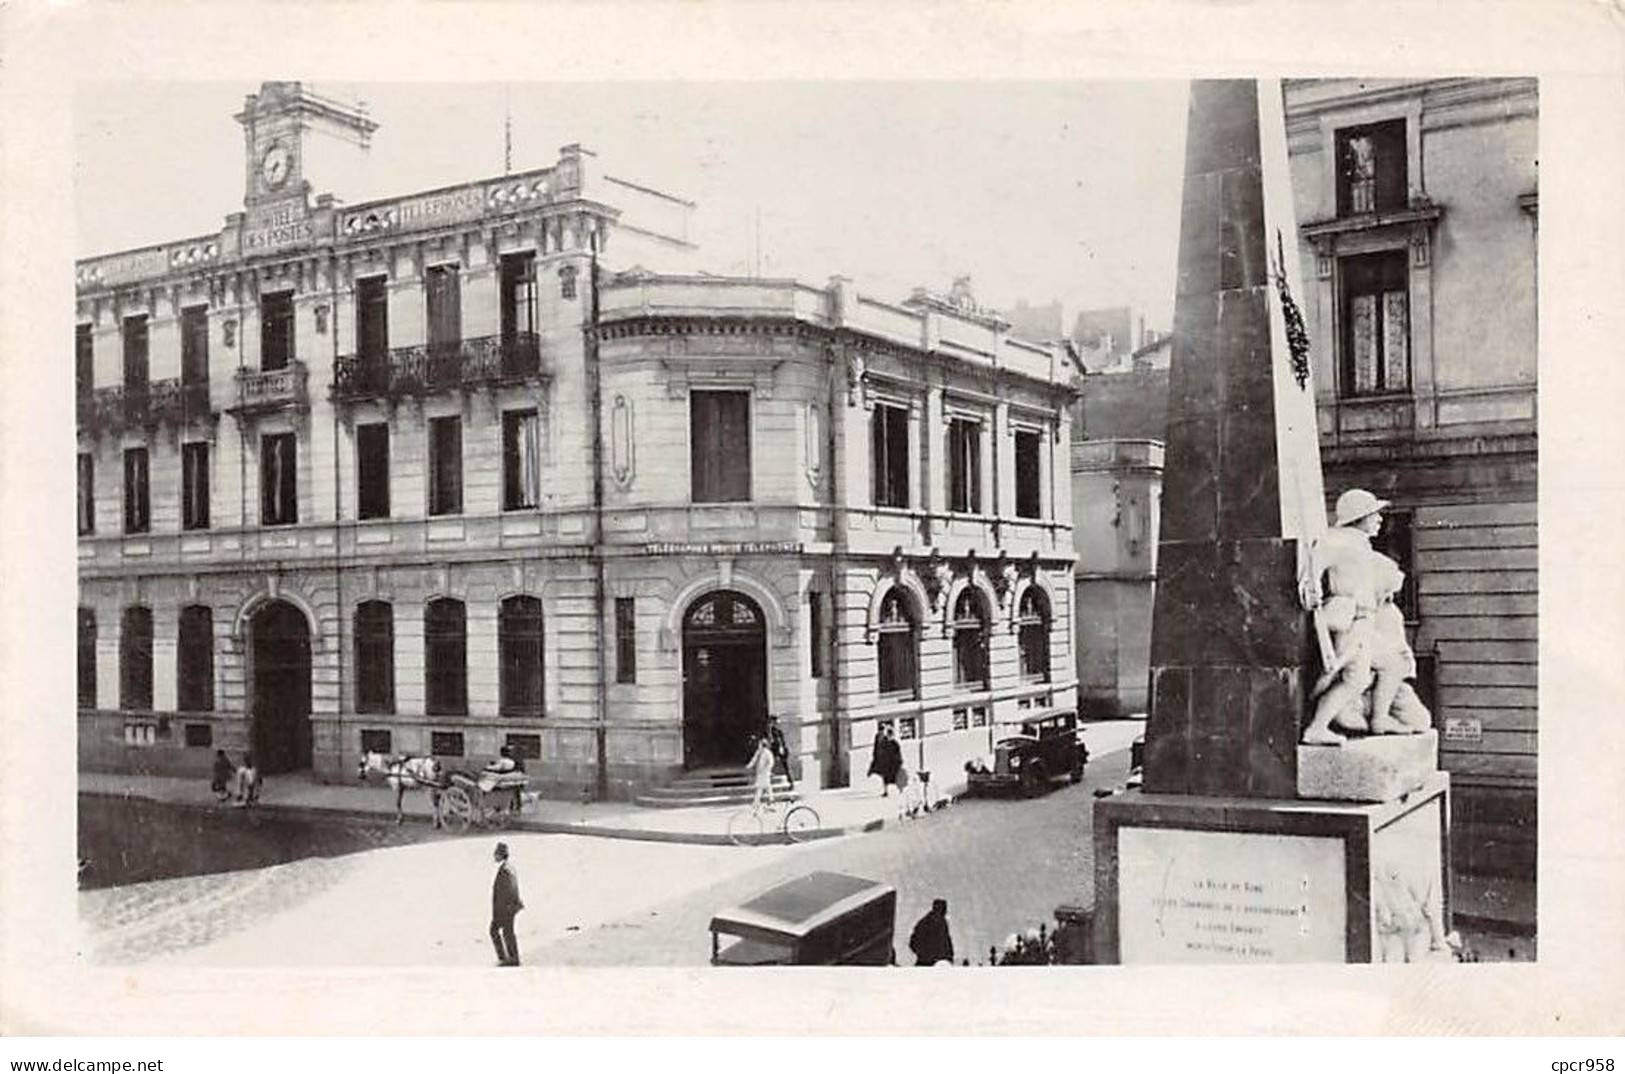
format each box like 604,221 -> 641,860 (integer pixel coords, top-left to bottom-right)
1117,827 -> 1347,963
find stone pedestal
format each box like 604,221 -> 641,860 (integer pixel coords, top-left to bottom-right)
1093,772 -> 1452,963
1297,730 -> 1440,802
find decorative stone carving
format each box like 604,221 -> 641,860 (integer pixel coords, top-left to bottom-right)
611,394 -> 636,488
992,550 -> 1019,615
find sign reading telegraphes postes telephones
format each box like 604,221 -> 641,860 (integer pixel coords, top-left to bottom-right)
1116,827 -> 1347,963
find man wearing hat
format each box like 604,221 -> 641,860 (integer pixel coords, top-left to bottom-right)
1300,488 -> 1391,745
490,841 -> 524,967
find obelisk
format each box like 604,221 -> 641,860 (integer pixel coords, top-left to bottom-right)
1142,78 -> 1326,798
1090,81 -> 1451,964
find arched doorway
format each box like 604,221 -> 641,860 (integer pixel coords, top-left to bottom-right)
250,599 -> 313,775
682,590 -> 767,769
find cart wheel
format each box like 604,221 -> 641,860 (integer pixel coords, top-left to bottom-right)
442,787 -> 474,832
782,804 -> 821,843
726,808 -> 765,847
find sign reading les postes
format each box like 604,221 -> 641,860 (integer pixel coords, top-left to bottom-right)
243,199 -> 315,254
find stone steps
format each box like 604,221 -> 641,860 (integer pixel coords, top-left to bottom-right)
633,766 -> 798,809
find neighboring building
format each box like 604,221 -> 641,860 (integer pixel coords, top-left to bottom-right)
1285,77 -> 1538,871
1071,438 -> 1161,718
1002,298 -> 1065,344
75,83 -> 1076,800
1069,334 -> 1170,718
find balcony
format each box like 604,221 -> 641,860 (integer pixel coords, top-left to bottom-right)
333,332 -> 549,403
78,379 -> 216,437
231,360 -> 309,416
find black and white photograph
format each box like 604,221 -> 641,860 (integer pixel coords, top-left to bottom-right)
2,0 -> 1623,1054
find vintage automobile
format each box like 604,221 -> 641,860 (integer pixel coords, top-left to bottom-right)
964,710 -> 1088,797
710,871 -> 898,966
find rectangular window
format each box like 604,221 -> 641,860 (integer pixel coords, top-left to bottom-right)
952,708 -> 969,732
430,731 -> 465,758
356,423 -> 391,521
120,606 -> 153,711
502,409 -> 542,510
184,723 -> 213,748
260,291 -> 294,371
425,600 -> 468,716
428,416 -> 463,516
122,315 -> 149,420
425,263 -> 462,368
356,276 -> 389,364
355,602 -> 395,714
505,733 -> 542,761
122,447 -> 150,534
181,306 -> 210,407
76,323 -> 93,404
359,729 -> 393,755
615,597 -> 637,684
690,390 -> 751,503
947,417 -> 982,513
1014,429 -> 1042,519
178,605 -> 214,712
500,253 -> 538,376
808,591 -> 824,679
1341,251 -> 1410,396
1336,119 -> 1407,217
871,403 -> 910,508
260,432 -> 298,526
78,453 -> 95,535
182,442 -> 210,530
78,608 -> 97,708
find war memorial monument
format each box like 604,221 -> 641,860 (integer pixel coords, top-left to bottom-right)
1092,79 -> 1451,964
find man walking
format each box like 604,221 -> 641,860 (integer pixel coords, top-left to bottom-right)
908,898 -> 955,966
490,841 -> 524,967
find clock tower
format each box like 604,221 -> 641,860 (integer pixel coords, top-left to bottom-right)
235,82 -> 377,208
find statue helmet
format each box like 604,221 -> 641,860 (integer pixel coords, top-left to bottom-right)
1334,488 -> 1390,527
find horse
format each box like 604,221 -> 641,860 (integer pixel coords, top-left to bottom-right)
357,751 -> 446,827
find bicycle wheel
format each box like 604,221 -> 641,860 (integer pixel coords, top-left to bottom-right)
726,808 -> 765,846
782,804 -> 821,844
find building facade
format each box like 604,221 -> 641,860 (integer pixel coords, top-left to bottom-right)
1285,78 -> 1538,870
75,82 -> 1077,800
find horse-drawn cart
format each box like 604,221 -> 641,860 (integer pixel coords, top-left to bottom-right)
440,770 -> 530,831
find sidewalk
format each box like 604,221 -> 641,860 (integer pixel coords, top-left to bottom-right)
79,720 -> 1149,846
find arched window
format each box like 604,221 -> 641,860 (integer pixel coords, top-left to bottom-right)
952,587 -> 990,689
425,599 -> 467,716
875,587 -> 919,699
355,601 -> 395,714
177,605 -> 214,712
78,608 -> 97,708
1018,587 -> 1051,683
119,605 -> 153,710
499,595 -> 545,718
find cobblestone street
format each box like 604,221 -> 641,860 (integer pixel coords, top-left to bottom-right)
78,749 -> 1134,967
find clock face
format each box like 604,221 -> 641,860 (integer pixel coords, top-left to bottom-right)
260,143 -> 291,189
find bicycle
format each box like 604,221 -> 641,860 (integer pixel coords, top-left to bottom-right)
725,797 -> 822,846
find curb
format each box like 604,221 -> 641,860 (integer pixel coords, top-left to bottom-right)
79,787 -> 897,847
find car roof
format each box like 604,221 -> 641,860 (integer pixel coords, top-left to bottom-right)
710,871 -> 895,939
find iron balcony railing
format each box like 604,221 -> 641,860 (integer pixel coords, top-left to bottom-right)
78,379 -> 215,436
333,332 -> 547,401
